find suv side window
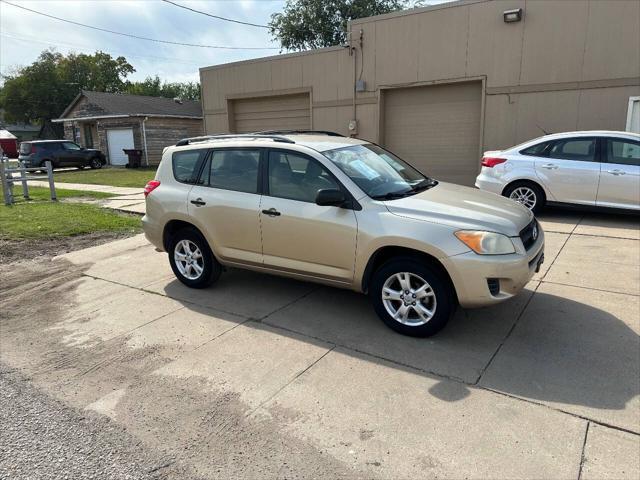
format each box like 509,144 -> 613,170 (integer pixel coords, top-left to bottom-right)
520,141 -> 552,157
206,149 -> 260,194
62,142 -> 81,151
172,149 -> 207,184
268,151 -> 339,203
548,138 -> 597,162
606,138 -> 640,167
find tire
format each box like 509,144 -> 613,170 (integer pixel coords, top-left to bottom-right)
503,181 -> 545,214
89,157 -> 103,169
167,227 -> 221,289
369,257 -> 455,337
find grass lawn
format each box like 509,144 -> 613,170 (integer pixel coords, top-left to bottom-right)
0,187 -> 141,240
52,167 -> 157,188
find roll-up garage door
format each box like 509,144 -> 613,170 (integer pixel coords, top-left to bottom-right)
232,93 -> 310,133
383,82 -> 482,186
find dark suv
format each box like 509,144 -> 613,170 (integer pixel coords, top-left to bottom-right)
18,140 -> 106,170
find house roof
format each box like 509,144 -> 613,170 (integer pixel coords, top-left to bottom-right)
59,90 -> 202,120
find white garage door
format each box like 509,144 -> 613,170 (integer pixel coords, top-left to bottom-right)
232,93 -> 310,133
383,82 -> 482,186
107,128 -> 134,166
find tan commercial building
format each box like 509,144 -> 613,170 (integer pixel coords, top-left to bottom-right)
200,0 -> 640,186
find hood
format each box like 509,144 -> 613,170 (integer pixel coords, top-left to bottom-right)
384,182 -> 533,236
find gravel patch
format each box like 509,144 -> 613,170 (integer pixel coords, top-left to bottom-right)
0,363 -> 197,480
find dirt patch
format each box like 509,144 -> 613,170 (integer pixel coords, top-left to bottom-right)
0,256 -> 370,479
0,230 -> 135,265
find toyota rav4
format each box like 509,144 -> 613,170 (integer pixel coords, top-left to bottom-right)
143,131 -> 544,337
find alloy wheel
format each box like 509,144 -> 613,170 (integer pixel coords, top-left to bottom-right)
174,239 -> 204,280
381,272 -> 437,326
509,186 -> 537,210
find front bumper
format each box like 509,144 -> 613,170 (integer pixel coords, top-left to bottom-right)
442,230 -> 544,308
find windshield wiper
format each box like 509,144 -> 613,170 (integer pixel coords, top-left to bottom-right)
409,178 -> 438,193
371,191 -> 412,200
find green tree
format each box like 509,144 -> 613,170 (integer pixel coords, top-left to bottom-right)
126,75 -> 201,101
269,0 -> 405,51
0,49 -> 134,126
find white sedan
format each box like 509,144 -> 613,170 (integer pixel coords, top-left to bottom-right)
475,131 -> 640,213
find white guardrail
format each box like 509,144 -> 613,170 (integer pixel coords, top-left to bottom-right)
0,156 -> 57,205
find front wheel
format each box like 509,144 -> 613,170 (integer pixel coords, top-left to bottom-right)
369,258 -> 454,337
168,228 -> 221,289
89,157 -> 103,169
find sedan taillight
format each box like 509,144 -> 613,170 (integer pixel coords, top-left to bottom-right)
481,157 -> 507,168
144,180 -> 161,197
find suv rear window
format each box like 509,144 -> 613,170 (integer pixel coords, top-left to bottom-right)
172,149 -> 207,184
19,143 -> 32,155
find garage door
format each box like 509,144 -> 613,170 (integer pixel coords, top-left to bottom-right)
383,82 -> 482,186
232,93 -> 310,133
107,128 -> 134,166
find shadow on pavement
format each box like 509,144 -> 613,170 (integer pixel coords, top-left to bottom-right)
160,270 -> 639,415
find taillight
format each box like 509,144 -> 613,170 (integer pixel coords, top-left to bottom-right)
144,180 -> 161,197
481,157 -> 507,168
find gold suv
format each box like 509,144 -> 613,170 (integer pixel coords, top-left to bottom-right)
143,131 -> 544,337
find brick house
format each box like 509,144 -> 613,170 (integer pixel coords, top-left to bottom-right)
54,90 -> 203,166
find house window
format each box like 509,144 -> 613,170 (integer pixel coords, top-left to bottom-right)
83,124 -> 94,148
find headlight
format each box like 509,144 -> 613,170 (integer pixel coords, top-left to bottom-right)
454,231 -> 515,255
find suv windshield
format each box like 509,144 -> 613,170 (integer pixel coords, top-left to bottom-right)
323,144 -> 437,199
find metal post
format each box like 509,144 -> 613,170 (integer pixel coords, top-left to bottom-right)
0,159 -> 11,205
19,161 -> 29,199
46,160 -> 57,201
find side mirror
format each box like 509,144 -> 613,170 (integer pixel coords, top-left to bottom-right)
315,188 -> 347,207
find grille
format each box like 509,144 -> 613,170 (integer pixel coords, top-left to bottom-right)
519,219 -> 538,251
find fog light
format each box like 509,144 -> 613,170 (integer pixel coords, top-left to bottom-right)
503,8 -> 522,23
487,278 -> 500,296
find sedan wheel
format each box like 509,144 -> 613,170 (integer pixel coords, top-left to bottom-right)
509,186 -> 537,210
90,157 -> 102,169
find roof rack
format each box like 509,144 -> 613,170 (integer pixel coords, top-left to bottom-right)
253,130 -> 344,137
175,134 -> 295,147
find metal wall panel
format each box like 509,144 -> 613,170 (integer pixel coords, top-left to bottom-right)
231,93 -> 311,133
383,81 -> 482,186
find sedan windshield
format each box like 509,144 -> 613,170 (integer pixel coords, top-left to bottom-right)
323,144 -> 437,199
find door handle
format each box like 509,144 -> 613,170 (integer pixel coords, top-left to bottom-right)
607,169 -> 625,176
190,198 -> 206,206
540,163 -> 558,170
261,208 -> 281,217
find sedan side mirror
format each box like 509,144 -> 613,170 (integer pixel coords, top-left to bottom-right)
315,188 -> 347,207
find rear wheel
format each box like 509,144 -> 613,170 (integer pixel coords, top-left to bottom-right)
89,157 -> 102,169
369,258 -> 454,337
503,181 -> 545,214
168,227 -> 221,288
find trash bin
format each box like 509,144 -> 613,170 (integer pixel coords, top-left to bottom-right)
123,149 -> 143,168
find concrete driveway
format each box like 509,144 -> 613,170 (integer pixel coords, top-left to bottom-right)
1,210 -> 638,479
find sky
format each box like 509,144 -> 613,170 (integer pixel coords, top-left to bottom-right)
0,0 -> 287,83
0,0 -> 450,85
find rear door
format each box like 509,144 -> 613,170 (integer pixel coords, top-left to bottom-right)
596,137 -> 640,210
187,148 -> 263,265
534,137 -> 600,206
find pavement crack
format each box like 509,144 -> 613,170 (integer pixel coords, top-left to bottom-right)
577,422 -> 590,480
473,281 -> 541,385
